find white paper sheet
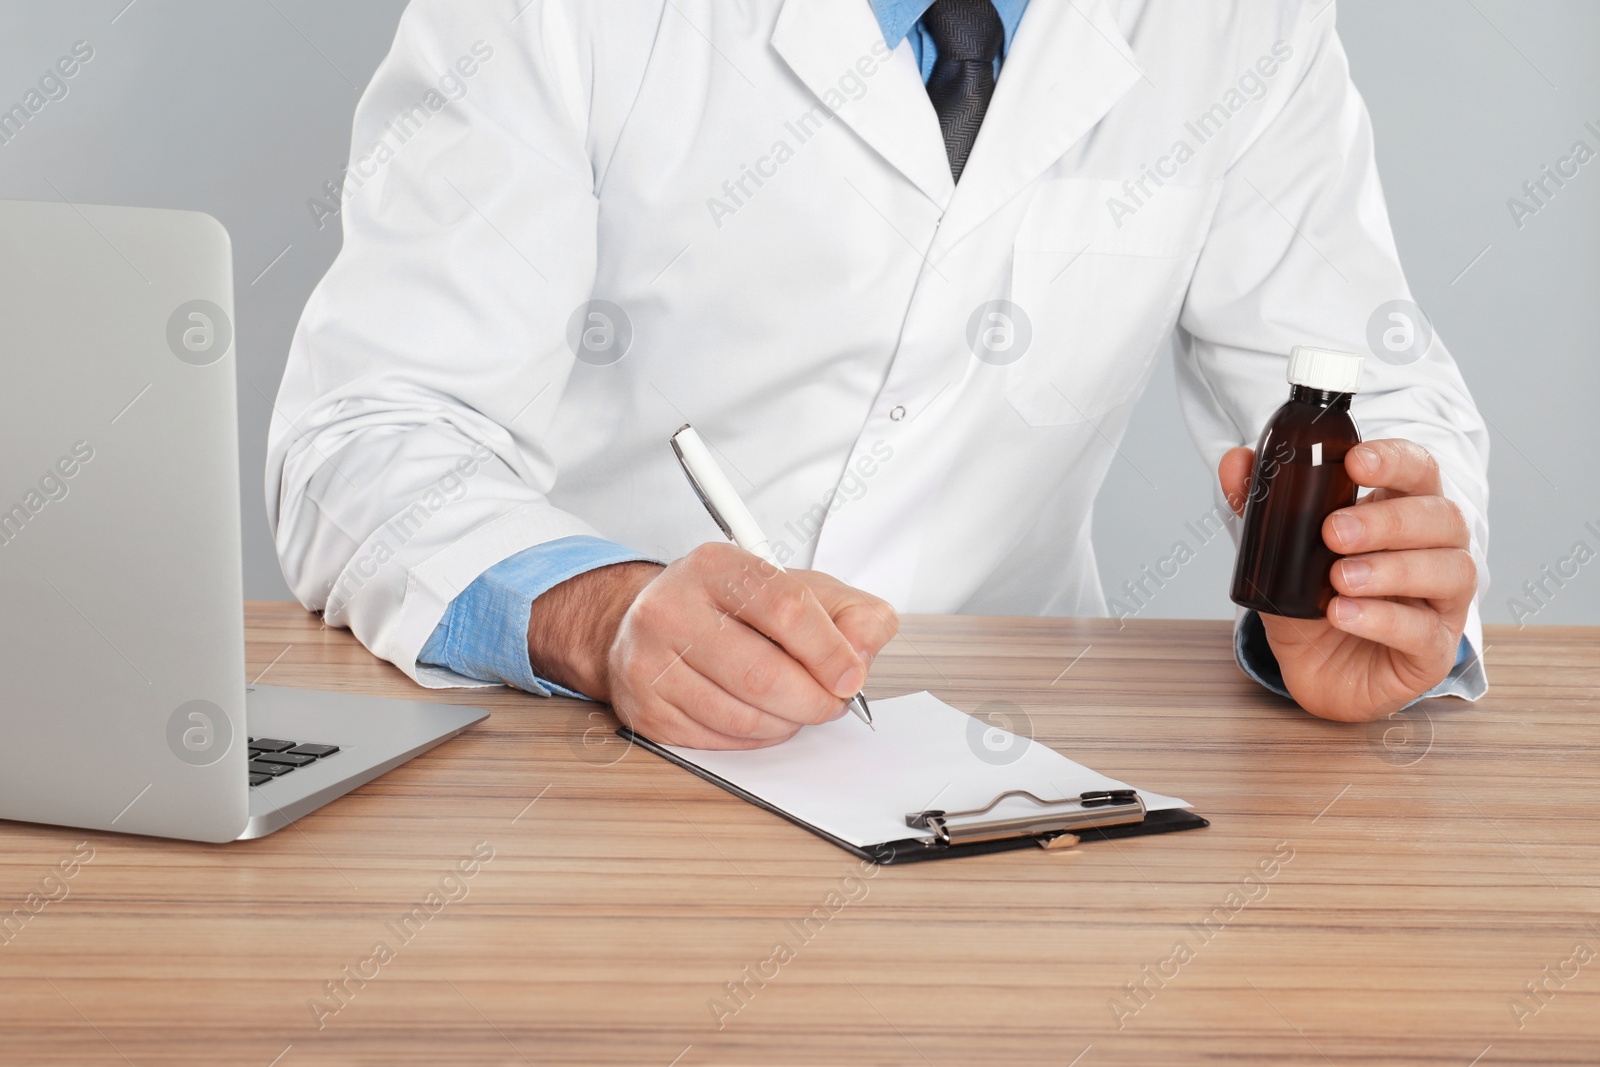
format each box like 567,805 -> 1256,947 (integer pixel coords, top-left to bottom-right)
660,691 -> 1190,848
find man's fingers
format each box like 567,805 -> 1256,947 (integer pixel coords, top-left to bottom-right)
1344,439 -> 1444,497
791,569 -> 899,659
1218,446 -> 1254,518
1327,594 -> 1457,667
1332,548 -> 1477,609
692,545 -> 865,700
621,690 -> 792,751
610,543 -> 900,746
836,599 -> 898,667
1325,494 -> 1470,554
647,659 -> 807,743
681,614 -> 844,727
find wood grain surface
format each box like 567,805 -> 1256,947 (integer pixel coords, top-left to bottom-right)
1,602 -> 1597,1066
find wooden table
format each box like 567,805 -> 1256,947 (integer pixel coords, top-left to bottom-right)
2,603 -> 1597,1066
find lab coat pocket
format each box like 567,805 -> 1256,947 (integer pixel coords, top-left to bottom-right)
1003,178 -> 1218,427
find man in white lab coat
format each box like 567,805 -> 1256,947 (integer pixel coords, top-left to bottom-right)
269,0 -> 1489,748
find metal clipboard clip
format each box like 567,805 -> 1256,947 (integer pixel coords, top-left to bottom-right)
905,789 -> 1146,849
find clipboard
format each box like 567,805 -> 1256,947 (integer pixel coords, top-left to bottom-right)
622,691 -> 1208,865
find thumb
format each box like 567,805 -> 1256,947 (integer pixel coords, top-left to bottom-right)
1219,446 -> 1255,518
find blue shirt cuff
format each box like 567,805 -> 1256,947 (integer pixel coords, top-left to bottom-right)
417,535 -> 660,699
1234,609 -> 1474,706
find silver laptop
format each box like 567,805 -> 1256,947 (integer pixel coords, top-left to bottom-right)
0,198 -> 487,843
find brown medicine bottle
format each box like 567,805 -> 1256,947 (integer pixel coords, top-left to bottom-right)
1229,347 -> 1365,620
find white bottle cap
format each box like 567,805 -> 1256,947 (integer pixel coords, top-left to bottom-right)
1287,346 -> 1363,393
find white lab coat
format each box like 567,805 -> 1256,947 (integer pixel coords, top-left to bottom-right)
268,0 -> 1489,697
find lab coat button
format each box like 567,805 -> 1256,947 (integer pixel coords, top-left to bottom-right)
889,405 -> 906,421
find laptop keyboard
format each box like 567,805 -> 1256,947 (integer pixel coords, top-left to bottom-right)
247,737 -> 340,787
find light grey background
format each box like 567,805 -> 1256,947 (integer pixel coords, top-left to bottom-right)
2,0 -> 1595,625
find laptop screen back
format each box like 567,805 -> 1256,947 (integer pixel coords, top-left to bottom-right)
0,199 -> 249,842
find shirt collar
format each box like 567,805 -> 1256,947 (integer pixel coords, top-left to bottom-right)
869,0 -> 1029,56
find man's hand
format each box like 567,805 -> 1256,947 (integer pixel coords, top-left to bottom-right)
1219,438 -> 1476,722
526,543 -> 899,749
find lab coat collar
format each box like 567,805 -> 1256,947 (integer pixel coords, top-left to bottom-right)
771,0 -> 957,207
772,0 -> 1144,249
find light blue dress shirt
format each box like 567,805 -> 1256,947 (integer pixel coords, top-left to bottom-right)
419,536 -> 659,697
871,0 -> 1031,80
419,0 -> 1471,708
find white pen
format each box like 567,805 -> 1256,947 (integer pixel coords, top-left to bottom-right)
669,423 -> 875,731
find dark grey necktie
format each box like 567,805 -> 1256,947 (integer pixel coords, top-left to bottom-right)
921,0 -> 1005,183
